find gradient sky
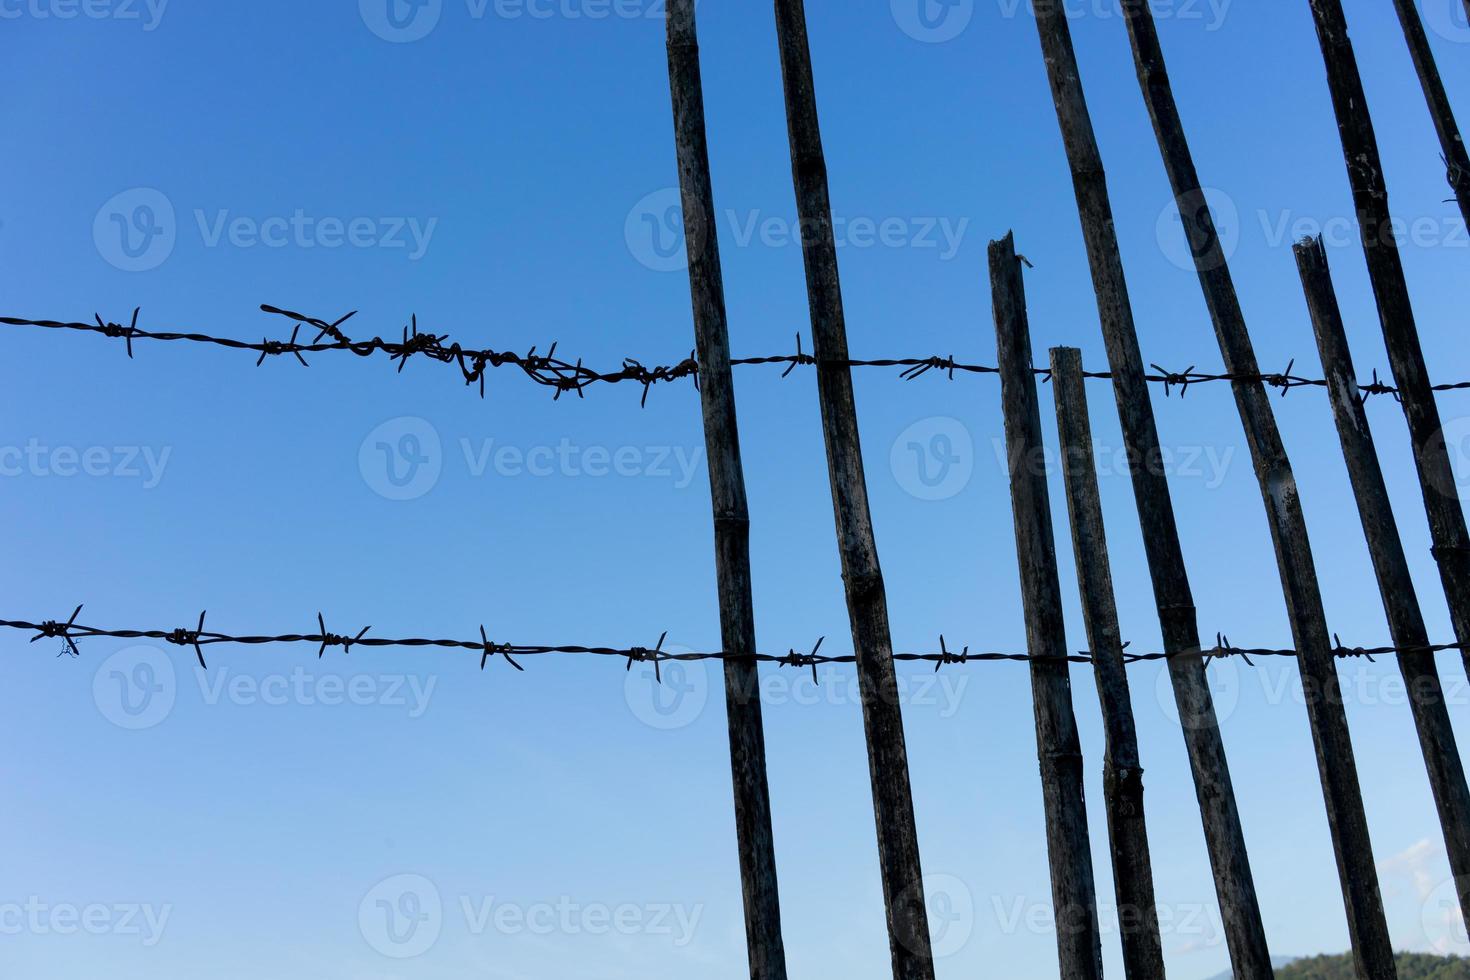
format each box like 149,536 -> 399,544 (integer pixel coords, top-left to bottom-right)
4,1 -> 1470,977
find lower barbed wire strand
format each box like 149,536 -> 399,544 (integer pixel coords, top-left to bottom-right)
3,615 -> 1464,672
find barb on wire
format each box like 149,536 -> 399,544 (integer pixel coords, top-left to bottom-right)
480,625 -> 524,672
780,636 -> 826,685
624,631 -> 668,684
934,634 -> 969,672
4,611 -> 1467,672
6,308 -> 1468,403
31,604 -> 83,659
164,611 -> 209,670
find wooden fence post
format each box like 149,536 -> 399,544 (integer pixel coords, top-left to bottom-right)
663,5 -> 788,978
1296,234 -> 1470,939
1309,0 -> 1470,685
1390,0 -> 1470,230
992,234 -> 1104,980
1118,3 -> 1397,976
1029,4 -> 1272,973
1050,345 -> 1167,979
771,2 -> 934,976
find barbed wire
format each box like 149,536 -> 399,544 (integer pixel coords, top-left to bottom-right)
4,308 -> 1464,405
5,609 -> 1461,675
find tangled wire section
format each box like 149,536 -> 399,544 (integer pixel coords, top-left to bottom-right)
7,610 -> 1464,675
4,308 -> 1466,404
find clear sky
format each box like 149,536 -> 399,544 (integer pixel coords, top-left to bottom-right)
3,1 -> 1470,977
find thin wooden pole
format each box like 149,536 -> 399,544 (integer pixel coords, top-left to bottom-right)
770,3 -> 934,976
1051,345 -> 1167,980
992,234 -> 1104,980
1296,234 -> 1470,939
1118,4 -> 1397,977
1391,0 -> 1470,230
1028,6 -> 1272,974
1309,0 -> 1470,685
663,6 -> 788,978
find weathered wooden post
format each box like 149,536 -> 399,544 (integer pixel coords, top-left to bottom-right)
1296,234 -> 1470,939
992,234 -> 1104,980
1391,0 -> 1470,230
1118,3 -> 1397,976
663,4 -> 788,978
1309,0 -> 1470,685
1029,3 -> 1271,974
771,2 -> 934,976
1051,345 -> 1167,979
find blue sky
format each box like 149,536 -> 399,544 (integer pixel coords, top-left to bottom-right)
3,0 -> 1470,977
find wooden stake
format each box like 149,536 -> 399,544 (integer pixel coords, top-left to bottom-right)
992,234 -> 1104,980
1296,234 -> 1470,940
1029,4 -> 1271,973
1309,0 -> 1470,685
1391,0 -> 1470,230
1118,4 -> 1396,977
664,6 -> 787,978
1051,345 -> 1167,980
771,3 -> 934,976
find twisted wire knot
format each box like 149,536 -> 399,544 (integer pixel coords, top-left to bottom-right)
1150,363 -> 1197,398
32,604 -> 83,658
165,611 -> 209,669
934,635 -> 969,672
623,631 -> 668,682
780,637 -> 825,684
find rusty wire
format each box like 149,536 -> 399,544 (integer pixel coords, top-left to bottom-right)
6,610 -> 1463,674
3,308 -> 1464,405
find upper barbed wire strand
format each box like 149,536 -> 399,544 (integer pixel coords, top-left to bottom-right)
4,308 -> 1465,403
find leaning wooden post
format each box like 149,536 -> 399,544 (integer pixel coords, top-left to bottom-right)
770,2 -> 934,976
1051,345 -> 1167,980
1296,235 -> 1470,939
1391,0 -> 1470,230
663,5 -> 788,978
1029,4 -> 1272,973
1309,0 -> 1470,684
1118,3 -> 1397,976
992,234 -> 1104,980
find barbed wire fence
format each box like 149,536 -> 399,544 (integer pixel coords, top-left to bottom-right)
5,306 -> 1469,683
4,306 -> 1466,405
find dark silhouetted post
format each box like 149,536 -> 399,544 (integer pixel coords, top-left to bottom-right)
664,5 -> 787,978
1051,345 -> 1167,979
1391,0 -> 1470,229
1030,3 -> 1271,973
992,234 -> 1104,980
771,2 -> 934,976
1119,3 -> 1397,976
1310,0 -> 1470,685
1296,234 -> 1470,940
